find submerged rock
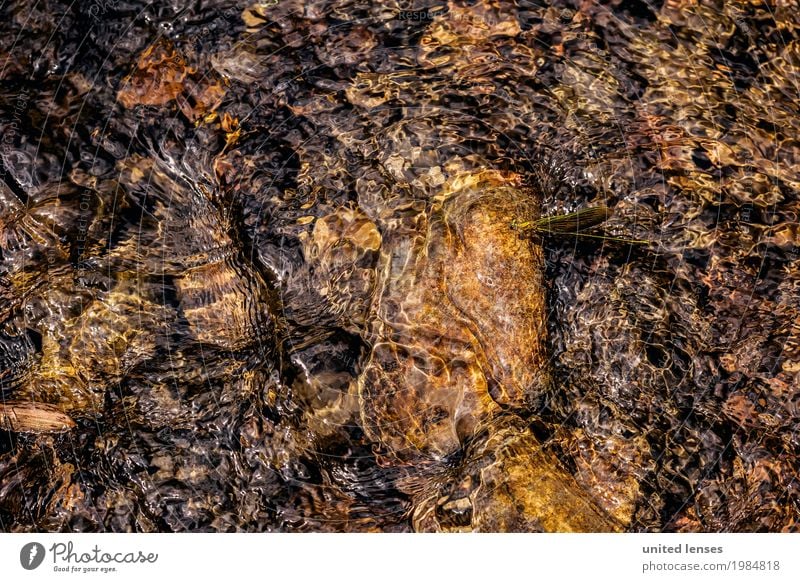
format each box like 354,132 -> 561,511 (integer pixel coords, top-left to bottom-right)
0,0 -> 798,532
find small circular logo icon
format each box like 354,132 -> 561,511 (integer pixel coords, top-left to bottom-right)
20,542 -> 46,570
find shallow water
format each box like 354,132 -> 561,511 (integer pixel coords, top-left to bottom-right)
0,0 -> 798,531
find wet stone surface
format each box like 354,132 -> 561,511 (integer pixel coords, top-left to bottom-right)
0,0 -> 799,531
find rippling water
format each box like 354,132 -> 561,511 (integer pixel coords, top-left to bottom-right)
1,0 -> 798,532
